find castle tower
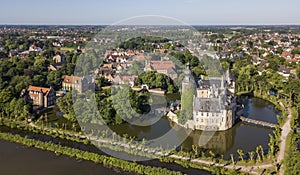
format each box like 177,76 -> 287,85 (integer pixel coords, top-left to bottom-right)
180,63 -> 196,124
182,63 -> 194,93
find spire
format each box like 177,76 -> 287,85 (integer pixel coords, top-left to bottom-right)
184,62 -> 191,75
186,62 -> 190,69
183,62 -> 192,83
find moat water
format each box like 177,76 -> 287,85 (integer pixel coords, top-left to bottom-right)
109,96 -> 281,160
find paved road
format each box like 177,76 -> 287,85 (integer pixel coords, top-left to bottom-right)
277,106 -> 292,175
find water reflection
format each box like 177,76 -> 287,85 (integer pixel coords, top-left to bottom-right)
240,96 -> 281,124
44,96 -> 279,160
180,125 -> 235,154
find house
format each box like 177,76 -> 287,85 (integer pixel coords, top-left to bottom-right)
29,45 -> 42,52
26,86 -> 56,108
294,54 -> 300,59
277,65 -> 291,79
48,64 -> 66,71
155,49 -> 168,53
62,75 -> 91,94
49,54 -> 67,71
286,58 -> 299,64
129,53 -> 146,62
252,56 -> 263,66
144,60 -> 178,79
116,63 -> 127,72
56,50 -> 70,55
111,75 -> 137,87
281,51 -> 293,59
53,54 -> 66,64
97,67 -> 114,78
102,63 -> 114,69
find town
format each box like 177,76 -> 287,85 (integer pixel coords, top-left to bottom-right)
0,25 -> 300,175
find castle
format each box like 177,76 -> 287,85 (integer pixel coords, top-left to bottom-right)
180,64 -> 237,131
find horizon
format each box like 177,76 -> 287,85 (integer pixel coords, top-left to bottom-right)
1,0 -> 300,25
2,24 -> 300,26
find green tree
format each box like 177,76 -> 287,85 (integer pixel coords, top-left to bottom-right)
237,149 -> 244,162
56,93 -> 76,122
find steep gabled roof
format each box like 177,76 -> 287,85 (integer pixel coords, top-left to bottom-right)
28,86 -> 53,96
62,75 -> 83,84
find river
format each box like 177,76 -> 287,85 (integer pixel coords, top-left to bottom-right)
0,140 -> 125,175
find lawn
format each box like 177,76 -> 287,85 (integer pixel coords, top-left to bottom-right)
59,47 -> 75,51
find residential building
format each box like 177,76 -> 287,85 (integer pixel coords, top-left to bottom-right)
111,74 -> 137,87
26,86 -> 56,108
144,60 -> 178,79
29,45 -> 42,52
53,54 -> 66,64
62,75 -> 91,93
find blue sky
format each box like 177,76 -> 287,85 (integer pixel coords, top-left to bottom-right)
1,0 -> 300,25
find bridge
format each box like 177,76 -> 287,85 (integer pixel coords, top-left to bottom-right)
239,116 -> 278,129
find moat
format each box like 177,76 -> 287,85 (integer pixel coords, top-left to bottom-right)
109,96 -> 281,159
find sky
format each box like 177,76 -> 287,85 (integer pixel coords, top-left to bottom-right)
1,0 -> 300,25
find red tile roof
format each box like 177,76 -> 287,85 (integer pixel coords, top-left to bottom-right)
149,61 -> 175,71
28,86 -> 51,96
294,54 -> 300,59
286,58 -> 298,63
281,51 -> 292,57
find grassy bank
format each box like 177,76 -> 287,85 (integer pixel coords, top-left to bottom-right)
283,107 -> 300,174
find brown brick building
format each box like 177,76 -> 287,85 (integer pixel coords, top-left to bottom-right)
27,86 -> 56,108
